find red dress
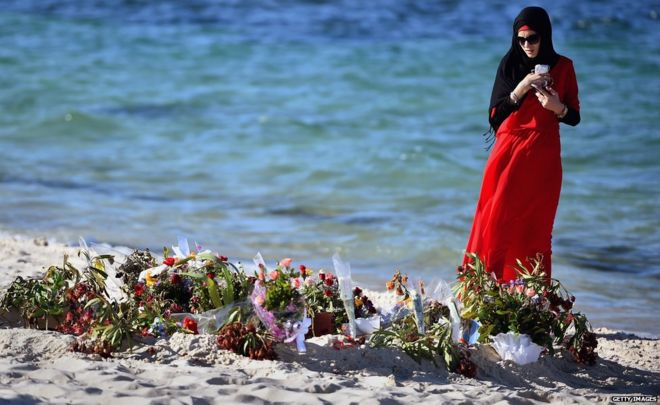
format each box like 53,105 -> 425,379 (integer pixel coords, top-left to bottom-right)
464,56 -> 580,282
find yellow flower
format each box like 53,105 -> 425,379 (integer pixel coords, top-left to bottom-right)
145,270 -> 156,287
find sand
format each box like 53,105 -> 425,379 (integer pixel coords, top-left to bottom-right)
0,234 -> 658,404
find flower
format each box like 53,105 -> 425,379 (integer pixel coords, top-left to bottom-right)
292,278 -> 301,289
219,255 -> 228,262
324,277 -> 334,287
134,282 -> 146,297
299,264 -> 307,275
279,258 -> 293,268
304,277 -> 315,287
65,312 -> 74,322
163,257 -> 176,267
516,285 -> 525,295
182,317 -> 198,334
269,270 -> 279,281
564,313 -> 574,325
525,288 -> 536,297
386,281 -> 395,290
145,271 -> 156,287
255,295 -> 265,307
207,272 -> 216,279
170,273 -> 181,285
319,271 -> 326,281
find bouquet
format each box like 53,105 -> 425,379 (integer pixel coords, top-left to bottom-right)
250,255 -> 310,349
136,239 -> 251,315
456,253 -> 597,364
371,270 -> 475,376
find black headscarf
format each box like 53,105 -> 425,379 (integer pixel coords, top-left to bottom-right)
487,7 -> 560,132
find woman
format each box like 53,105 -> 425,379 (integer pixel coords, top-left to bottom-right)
464,6 -> 580,282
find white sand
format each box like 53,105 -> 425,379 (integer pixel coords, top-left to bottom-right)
0,234 -> 658,404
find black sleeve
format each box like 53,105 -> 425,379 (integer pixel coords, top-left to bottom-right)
489,95 -> 521,131
560,106 -> 580,126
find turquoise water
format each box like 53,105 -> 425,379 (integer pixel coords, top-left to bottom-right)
1,1 -> 659,334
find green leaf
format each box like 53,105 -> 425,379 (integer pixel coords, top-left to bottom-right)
207,278 -> 222,309
221,267 -> 235,305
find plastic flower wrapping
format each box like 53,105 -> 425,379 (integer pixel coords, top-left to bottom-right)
491,332 -> 544,365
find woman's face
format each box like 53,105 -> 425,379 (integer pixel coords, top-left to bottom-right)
517,29 -> 540,59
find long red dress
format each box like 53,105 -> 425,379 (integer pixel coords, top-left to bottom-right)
464,56 -> 580,282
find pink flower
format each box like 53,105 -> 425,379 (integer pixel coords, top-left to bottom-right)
293,278 -> 301,289
269,270 -> 279,281
304,277 -> 315,287
254,295 -> 265,307
525,288 -> 536,297
564,313 -> 574,325
515,285 -> 525,294
279,258 -> 293,268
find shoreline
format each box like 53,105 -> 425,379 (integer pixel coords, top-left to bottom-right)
0,233 -> 658,403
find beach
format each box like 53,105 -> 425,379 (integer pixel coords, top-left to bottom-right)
0,234 -> 657,404
1,1 -> 659,403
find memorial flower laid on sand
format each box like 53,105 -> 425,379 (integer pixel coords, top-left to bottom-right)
455,253 -> 598,365
301,268 -> 346,334
0,240 -> 598,376
370,270 -> 477,377
250,255 -> 310,351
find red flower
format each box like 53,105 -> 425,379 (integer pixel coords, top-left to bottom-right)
183,317 -> 198,334
65,312 -> 74,323
163,257 -> 176,266
319,271 -> 326,281
324,289 -> 334,298
299,264 -> 306,272
134,283 -> 146,297
206,272 -> 216,279
219,255 -> 228,262
170,273 -> 181,284
325,278 -> 334,287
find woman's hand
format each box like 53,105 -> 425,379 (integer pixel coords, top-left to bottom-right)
511,73 -> 552,101
533,85 -> 564,114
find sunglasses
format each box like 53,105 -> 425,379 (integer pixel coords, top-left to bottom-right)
517,34 -> 540,45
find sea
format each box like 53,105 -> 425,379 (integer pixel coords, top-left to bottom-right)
1,0 -> 658,335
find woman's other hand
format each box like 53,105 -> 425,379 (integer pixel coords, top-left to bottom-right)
533,85 -> 564,114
